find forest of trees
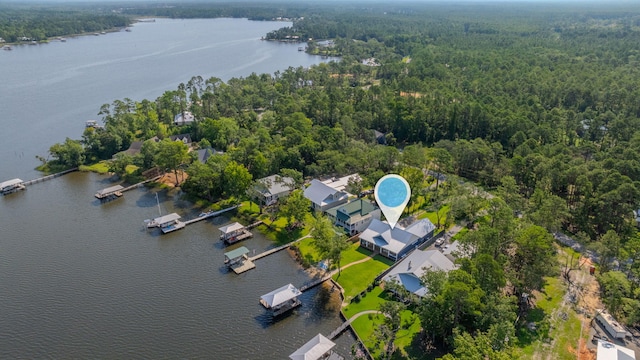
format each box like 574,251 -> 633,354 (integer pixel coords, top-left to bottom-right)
35,1 -> 640,358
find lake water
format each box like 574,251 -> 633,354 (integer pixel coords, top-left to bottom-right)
0,18 -> 354,359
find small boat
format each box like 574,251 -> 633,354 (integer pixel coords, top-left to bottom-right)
60,38 -> 66,42
3,46 -> 12,51
125,28 -> 132,32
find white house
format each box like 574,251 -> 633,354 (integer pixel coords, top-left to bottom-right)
596,340 -> 636,360
359,218 -> 436,261
320,173 -> 361,194
253,175 -> 295,206
174,111 -> 195,125
325,198 -> 380,236
382,250 -> 455,297
304,179 -> 349,212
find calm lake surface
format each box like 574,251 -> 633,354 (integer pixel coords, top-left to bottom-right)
0,18 -> 353,359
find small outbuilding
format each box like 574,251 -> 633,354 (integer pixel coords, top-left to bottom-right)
219,222 -> 252,244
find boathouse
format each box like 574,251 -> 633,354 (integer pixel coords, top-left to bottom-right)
147,213 -> 185,234
0,178 -> 25,195
94,185 -> 124,200
219,222 -> 252,244
260,283 -> 302,316
289,334 -> 342,360
224,246 -> 250,266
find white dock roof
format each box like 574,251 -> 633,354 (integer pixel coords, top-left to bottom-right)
96,185 -> 125,196
153,213 -> 181,225
0,178 -> 23,189
289,334 -> 336,360
260,283 -> 302,308
218,222 -> 245,234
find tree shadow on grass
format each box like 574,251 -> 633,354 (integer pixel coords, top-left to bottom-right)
391,331 -> 447,360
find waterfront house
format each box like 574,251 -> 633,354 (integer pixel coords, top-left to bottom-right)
304,179 -> 349,212
289,334 -> 343,360
174,111 -> 195,125
260,283 -> 302,316
325,198 -> 380,236
359,218 -> 436,261
253,175 -> 295,206
382,250 -> 455,297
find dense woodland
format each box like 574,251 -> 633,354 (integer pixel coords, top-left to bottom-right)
29,1 -> 640,358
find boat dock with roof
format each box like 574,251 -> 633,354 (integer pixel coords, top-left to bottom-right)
0,178 -> 26,195
260,283 -> 303,316
289,334 -> 343,360
219,222 -> 253,244
95,185 -> 124,200
224,246 -> 256,274
146,213 -> 185,234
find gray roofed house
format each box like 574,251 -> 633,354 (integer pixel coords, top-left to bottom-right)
325,198 -> 381,236
304,179 -> 349,212
253,175 -> 295,206
359,218 -> 436,261
383,250 -> 456,297
169,133 -> 192,145
196,147 -> 224,163
289,334 -> 342,360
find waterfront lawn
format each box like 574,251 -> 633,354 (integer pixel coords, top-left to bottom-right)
340,243 -> 371,265
343,285 -> 388,318
79,161 -> 109,174
334,255 -> 392,300
258,212 -> 314,245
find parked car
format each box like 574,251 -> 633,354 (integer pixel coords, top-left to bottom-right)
434,238 -> 445,247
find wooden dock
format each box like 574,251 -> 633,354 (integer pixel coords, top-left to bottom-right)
183,205 -> 239,226
96,175 -> 162,202
229,259 -> 256,274
248,242 -> 292,262
22,167 -> 78,186
299,274 -> 333,292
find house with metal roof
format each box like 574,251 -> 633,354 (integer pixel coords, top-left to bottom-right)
260,283 -> 303,316
383,250 -> 456,297
304,179 -> 349,212
596,340 -> 636,360
196,147 -> 224,163
173,111 -> 195,125
253,174 -> 295,206
359,218 -> 436,261
320,173 -> 361,194
289,334 -> 343,360
325,198 -> 380,236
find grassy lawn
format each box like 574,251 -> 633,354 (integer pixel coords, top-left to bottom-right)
79,161 -> 110,174
257,212 -> 314,245
341,243 -> 372,264
418,205 -> 450,228
334,256 -> 392,300
343,285 -> 388,318
517,276 -> 585,360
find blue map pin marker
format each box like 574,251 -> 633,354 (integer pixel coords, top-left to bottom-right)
374,174 -> 411,229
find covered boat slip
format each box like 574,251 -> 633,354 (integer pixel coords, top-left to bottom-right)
94,185 -> 124,199
218,222 -> 252,244
289,334 -> 343,360
0,178 -> 25,195
147,213 -> 181,228
260,283 -> 302,316
225,246 -> 256,274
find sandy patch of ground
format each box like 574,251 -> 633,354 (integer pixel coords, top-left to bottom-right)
157,170 -> 188,188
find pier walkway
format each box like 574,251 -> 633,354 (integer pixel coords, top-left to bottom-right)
183,205 -> 239,225
22,167 -> 78,186
96,175 -> 162,201
248,234 -> 311,262
299,274 -> 333,292
328,310 -> 380,340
